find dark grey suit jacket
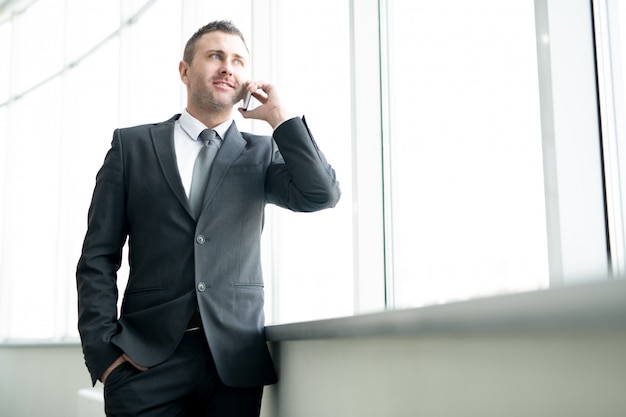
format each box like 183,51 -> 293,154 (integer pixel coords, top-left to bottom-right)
76,115 -> 340,387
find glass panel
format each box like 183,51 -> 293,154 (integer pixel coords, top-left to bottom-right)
386,0 -> 549,308
121,0 -> 154,21
58,36 -> 121,339
121,0 -> 182,125
264,0 -> 354,324
2,77 -> 63,339
618,2 -> 626,98
64,0 -> 121,64
0,0 -> 562,339
0,21 -> 11,103
0,106 -> 8,339
12,0 -> 65,96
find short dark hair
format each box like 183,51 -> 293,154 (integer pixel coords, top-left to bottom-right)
183,20 -> 249,64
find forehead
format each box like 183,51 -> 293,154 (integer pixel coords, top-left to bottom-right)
195,31 -> 249,58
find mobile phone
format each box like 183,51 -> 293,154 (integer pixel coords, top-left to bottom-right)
241,90 -> 252,110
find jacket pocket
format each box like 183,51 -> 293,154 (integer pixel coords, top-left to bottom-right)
234,283 -> 264,288
124,285 -> 163,295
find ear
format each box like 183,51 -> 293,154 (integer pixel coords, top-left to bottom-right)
179,60 -> 189,85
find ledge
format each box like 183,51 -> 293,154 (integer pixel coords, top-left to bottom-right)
4,281 -> 624,346
265,279 -> 626,341
0,337 -> 81,348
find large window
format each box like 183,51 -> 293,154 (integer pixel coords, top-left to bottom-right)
255,0 -> 355,323
0,0 -> 622,341
384,0 -> 548,308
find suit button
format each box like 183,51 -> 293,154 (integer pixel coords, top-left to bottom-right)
196,235 -> 206,244
197,282 -> 206,292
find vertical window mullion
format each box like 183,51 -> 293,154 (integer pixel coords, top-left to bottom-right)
534,0 -> 610,285
350,0 -> 387,314
593,0 -> 626,279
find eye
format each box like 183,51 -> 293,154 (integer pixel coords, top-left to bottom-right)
234,58 -> 244,66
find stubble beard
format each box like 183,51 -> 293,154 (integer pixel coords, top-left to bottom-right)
193,88 -> 239,114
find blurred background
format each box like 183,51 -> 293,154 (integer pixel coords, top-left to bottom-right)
0,0 -> 625,415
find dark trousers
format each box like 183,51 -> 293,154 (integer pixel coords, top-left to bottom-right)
103,330 -> 263,417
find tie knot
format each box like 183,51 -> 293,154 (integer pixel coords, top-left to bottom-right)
199,129 -> 219,147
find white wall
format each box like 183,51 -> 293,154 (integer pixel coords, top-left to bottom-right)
262,332 -> 626,417
0,344 -> 89,417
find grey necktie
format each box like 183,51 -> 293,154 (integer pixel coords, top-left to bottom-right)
189,129 -> 220,217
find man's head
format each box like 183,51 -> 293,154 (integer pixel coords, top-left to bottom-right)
179,21 -> 250,120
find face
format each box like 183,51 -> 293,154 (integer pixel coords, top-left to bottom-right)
179,31 -> 249,113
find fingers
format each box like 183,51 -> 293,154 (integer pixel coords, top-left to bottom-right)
238,80 -> 269,118
244,80 -> 270,103
239,80 -> 292,128
238,105 -> 263,120
252,91 -> 268,104
101,352 -> 149,383
122,353 -> 149,371
100,354 -> 126,384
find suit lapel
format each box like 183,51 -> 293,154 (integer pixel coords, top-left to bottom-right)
200,122 -> 246,211
150,117 -> 195,219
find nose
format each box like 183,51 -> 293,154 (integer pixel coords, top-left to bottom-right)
220,61 -> 233,75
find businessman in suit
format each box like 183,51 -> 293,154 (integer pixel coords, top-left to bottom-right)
76,20 -> 340,417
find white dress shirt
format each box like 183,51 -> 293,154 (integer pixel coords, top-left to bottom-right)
174,110 -> 233,198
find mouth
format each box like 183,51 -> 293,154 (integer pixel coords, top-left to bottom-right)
212,79 -> 235,90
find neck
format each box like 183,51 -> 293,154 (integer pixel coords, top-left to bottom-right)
186,104 -> 232,130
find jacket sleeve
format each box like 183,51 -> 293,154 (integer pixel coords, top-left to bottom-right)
265,116 -> 341,211
76,130 -> 127,386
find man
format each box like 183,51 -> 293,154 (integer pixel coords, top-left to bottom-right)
76,20 -> 340,416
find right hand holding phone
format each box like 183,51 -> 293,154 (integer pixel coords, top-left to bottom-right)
238,80 -> 297,129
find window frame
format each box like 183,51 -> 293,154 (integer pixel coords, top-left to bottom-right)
0,0 -> 620,343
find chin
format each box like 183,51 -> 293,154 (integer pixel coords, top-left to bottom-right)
205,100 -> 235,112
215,94 -> 240,108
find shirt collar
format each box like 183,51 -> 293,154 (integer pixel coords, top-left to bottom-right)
179,109 -> 233,141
